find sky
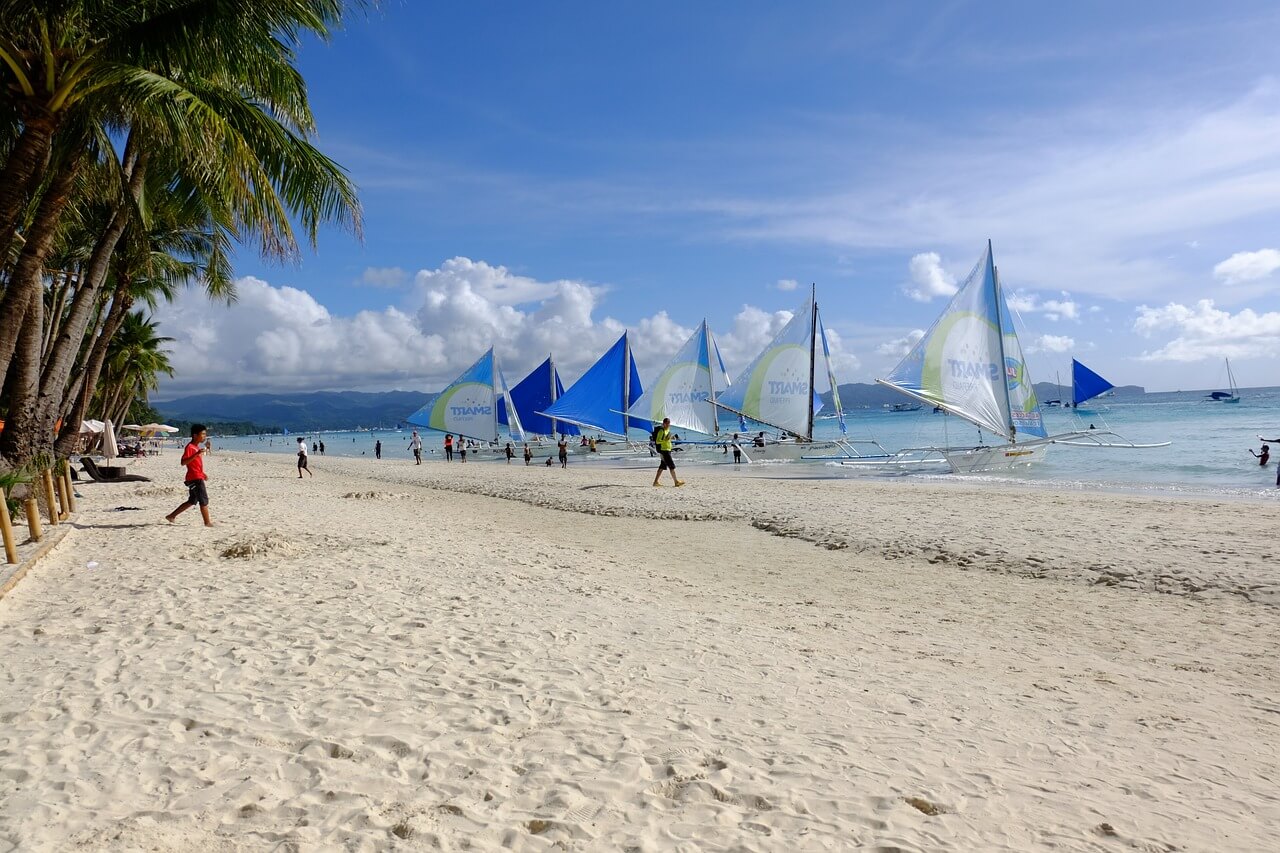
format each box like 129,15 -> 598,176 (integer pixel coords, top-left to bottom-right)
156,1 -> 1280,398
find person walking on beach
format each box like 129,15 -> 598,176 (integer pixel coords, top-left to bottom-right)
375,439 -> 382,460
297,437 -> 312,477
523,443 -> 533,465
1249,444 -> 1270,466
165,424 -> 213,526
319,440 -> 325,455
731,432 -> 742,464
558,437 -> 569,468
505,442 -> 515,463
652,417 -> 684,487
459,443 -> 468,463
409,431 -> 422,464
444,434 -> 454,461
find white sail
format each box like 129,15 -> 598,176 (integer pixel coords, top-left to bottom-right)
879,244 -> 1013,439
627,321 -> 719,435
716,298 -> 817,438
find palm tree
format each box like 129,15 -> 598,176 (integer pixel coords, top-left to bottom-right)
94,311 -> 174,426
0,1 -> 366,466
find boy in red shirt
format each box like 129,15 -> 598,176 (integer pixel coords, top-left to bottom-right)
165,424 -> 212,526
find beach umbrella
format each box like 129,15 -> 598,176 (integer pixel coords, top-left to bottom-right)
121,423 -> 145,431
103,419 -> 119,462
79,419 -> 105,434
142,423 -> 180,433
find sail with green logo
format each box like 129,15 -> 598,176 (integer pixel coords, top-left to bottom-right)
626,320 -> 728,436
405,348 -> 524,443
878,241 -> 1044,440
716,293 -> 829,439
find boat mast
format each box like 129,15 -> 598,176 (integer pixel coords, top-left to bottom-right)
491,349 -> 500,443
806,283 -> 817,441
622,332 -> 631,437
548,352 -> 558,438
704,321 -> 720,436
990,241 -> 1015,443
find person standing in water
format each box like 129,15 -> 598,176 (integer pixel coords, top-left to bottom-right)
652,417 -> 684,487
1249,444 -> 1270,466
375,439 -> 382,460
165,424 -> 213,526
505,442 -> 515,463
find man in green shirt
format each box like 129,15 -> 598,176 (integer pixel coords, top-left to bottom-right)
652,417 -> 684,487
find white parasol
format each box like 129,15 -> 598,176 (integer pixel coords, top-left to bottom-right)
102,418 -> 119,462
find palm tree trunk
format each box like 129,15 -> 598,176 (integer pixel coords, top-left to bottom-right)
54,284 -> 132,457
42,271 -> 74,360
34,142 -> 146,450
0,290 -> 49,465
0,158 -> 80,386
0,115 -> 58,270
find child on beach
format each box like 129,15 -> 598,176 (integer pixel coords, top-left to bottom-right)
165,424 -> 212,526
297,437 -> 312,478
1249,444 -> 1270,466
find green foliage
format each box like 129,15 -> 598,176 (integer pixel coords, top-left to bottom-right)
0,465 -> 34,521
166,419 -> 280,437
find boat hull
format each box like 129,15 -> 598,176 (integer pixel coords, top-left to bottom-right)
942,441 -> 1050,473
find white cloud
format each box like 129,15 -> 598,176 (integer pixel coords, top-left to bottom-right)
701,84 -> 1280,301
876,329 -> 925,358
1134,298 -> 1280,361
1006,291 -> 1079,321
156,257 -> 860,395
904,252 -> 957,302
1029,334 -> 1075,353
359,266 -> 409,288
775,278 -> 799,291
1212,248 -> 1280,285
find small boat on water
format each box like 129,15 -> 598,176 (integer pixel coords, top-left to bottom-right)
885,402 -> 922,412
1207,358 -> 1240,403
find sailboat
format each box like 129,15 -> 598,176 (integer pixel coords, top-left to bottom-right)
1052,357 -> 1170,449
626,320 -> 729,439
1207,358 -> 1241,403
714,287 -> 888,462
1070,358 -> 1113,410
405,348 -> 524,445
499,355 -> 580,441
539,332 -> 645,439
876,242 -> 1094,473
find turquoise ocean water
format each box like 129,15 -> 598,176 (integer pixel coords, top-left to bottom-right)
210,387 -> 1280,500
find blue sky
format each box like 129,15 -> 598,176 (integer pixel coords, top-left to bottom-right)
158,1 -> 1280,396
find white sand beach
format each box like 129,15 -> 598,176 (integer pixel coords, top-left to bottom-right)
1,451 -> 1277,851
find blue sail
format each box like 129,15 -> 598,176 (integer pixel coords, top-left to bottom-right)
539,333 -> 646,436
499,357 -> 580,437
1072,359 -> 1115,406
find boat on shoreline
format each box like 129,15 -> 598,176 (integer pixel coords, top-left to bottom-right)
872,242 -> 1097,473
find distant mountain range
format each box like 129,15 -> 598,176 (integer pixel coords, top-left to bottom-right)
157,382 -> 1148,432
156,390 -> 430,432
